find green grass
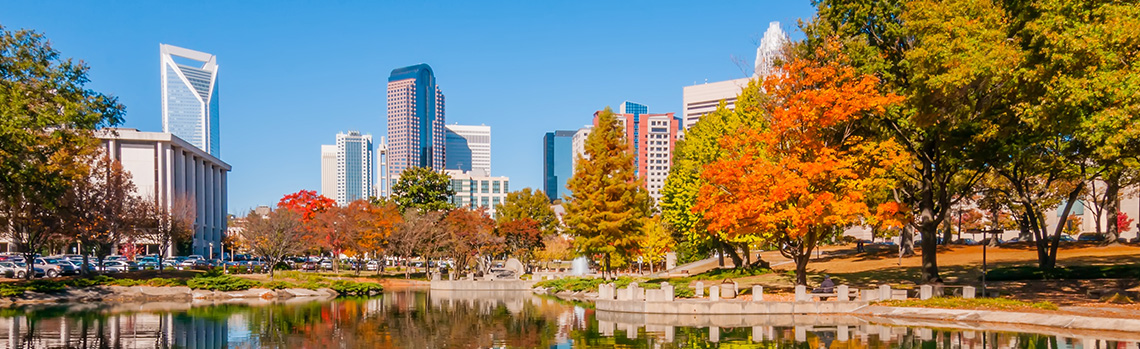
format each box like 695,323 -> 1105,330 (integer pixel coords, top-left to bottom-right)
986,264 -> 1140,281
877,297 -> 1059,311
533,276 -> 638,293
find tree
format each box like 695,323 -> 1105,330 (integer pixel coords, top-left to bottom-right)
803,0 -> 1019,282
133,196 -> 196,274
661,82 -> 768,268
496,218 -> 544,267
695,40 -> 905,285
563,107 -> 652,280
534,235 -> 572,271
62,153 -> 138,274
0,26 -> 125,279
311,201 -> 371,273
391,167 -> 455,212
277,190 -> 335,255
444,208 -> 501,276
638,216 -> 675,274
390,209 -> 442,279
241,208 -> 306,279
355,199 -> 401,274
494,188 -> 559,235
1118,212 -> 1134,234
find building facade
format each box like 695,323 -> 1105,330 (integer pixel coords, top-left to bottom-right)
444,124 -> 491,174
387,64 -> 445,188
571,125 -> 592,173
160,44 -> 220,157
334,131 -> 374,206
446,170 -> 509,218
543,130 -> 576,202
593,107 -> 679,201
320,144 -> 336,198
96,129 -> 230,257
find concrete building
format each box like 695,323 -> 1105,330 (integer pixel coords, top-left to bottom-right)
681,21 -> 787,131
593,105 -> 680,201
387,64 -> 445,188
374,137 -> 389,198
444,124 -> 491,174
320,145 -> 336,198
543,130 -> 576,202
160,44 -> 220,157
571,125 -> 592,173
446,169 -> 509,218
96,128 -> 230,257
334,131 -> 374,206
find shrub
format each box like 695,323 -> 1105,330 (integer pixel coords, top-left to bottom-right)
877,297 -> 1059,311
329,280 -> 383,295
673,284 -> 695,298
187,275 -> 260,291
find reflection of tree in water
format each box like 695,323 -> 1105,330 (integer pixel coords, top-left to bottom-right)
374,290 -> 562,348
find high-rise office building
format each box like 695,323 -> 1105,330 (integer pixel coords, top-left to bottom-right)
447,169 -> 510,218
593,106 -> 679,201
334,131 -> 374,206
387,64 -> 445,186
543,130 -> 576,202
160,44 -> 220,157
444,124 -> 491,175
320,145 -> 337,198
375,137 -> 389,198
681,21 -> 787,131
571,125 -> 592,172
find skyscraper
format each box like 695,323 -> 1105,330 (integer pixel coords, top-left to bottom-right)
160,44 -> 220,156
387,64 -> 445,186
571,125 -> 593,172
681,21 -> 787,131
444,124 -> 491,175
543,130 -> 576,202
335,131 -> 374,206
320,145 -> 336,198
593,105 -> 679,201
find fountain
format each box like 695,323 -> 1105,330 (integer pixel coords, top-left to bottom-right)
571,257 -> 589,276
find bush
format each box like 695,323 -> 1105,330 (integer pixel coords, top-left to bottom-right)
329,280 -> 383,295
262,280 -> 300,290
533,277 -> 638,293
186,275 -> 260,291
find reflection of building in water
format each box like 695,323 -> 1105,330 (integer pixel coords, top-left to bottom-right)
0,311 -> 228,349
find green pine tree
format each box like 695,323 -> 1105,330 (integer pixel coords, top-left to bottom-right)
564,107 -> 651,280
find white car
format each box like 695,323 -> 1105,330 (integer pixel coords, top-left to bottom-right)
102,261 -> 136,273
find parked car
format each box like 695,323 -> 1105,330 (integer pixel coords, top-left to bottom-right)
137,257 -> 159,270
300,261 -> 318,271
4,262 -> 46,278
33,258 -> 75,278
955,238 -> 978,245
102,261 -> 137,273
104,255 -> 127,262
319,259 -> 333,270
1077,233 -> 1106,242
366,260 -> 380,271
1059,235 -> 1076,242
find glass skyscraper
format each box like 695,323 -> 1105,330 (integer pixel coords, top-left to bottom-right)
543,130 -> 576,202
387,64 -> 445,185
445,124 -> 491,175
160,44 -> 220,157
335,131 -> 374,206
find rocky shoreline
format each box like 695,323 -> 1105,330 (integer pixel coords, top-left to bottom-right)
0,285 -> 338,306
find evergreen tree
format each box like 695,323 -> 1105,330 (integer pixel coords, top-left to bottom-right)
391,167 -> 456,212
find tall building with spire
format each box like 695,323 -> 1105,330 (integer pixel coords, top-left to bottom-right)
681,21 -> 788,131
160,44 -> 220,156
387,64 -> 445,185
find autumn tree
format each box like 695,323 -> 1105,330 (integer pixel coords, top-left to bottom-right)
391,209 -> 443,279
496,218 -> 544,267
133,196 -> 196,274
444,208 -> 501,276
564,107 -> 652,280
311,201 -> 373,273
495,188 -> 559,234
62,153 -> 139,274
391,167 -> 455,212
0,26 -> 125,279
638,216 -> 675,274
241,208 -> 306,279
696,41 -> 904,285
534,235 -> 573,271
355,199 -> 401,274
277,190 -> 335,254
661,82 -> 768,267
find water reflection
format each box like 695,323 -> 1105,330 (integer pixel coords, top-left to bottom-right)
0,290 -> 1134,348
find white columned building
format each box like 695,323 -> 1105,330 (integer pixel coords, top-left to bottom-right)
96,128 -> 230,257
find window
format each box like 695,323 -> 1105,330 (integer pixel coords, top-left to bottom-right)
481,180 -> 489,193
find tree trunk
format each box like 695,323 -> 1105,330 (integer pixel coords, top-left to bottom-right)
723,242 -> 743,268
1104,171 -> 1121,244
794,254 -> 809,285
604,253 -> 611,281
743,244 -> 751,266
1038,187 -> 1082,269
917,169 -> 943,283
900,224 -> 916,257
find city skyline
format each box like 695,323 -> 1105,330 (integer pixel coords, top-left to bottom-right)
0,2 -> 815,213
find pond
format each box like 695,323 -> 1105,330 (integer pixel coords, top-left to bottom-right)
0,289 -> 1134,348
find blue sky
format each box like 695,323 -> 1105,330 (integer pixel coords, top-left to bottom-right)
1,1 -> 815,214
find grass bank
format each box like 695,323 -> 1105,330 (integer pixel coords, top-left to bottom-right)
0,269 -> 382,297
875,297 -> 1059,312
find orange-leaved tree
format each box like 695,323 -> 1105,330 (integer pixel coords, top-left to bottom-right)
354,199 -> 402,274
277,190 -> 335,255
695,40 -> 906,285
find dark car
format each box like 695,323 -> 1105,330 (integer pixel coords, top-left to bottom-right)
1077,233 -> 1106,242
